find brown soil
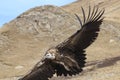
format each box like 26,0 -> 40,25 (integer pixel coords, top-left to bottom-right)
0,0 -> 120,80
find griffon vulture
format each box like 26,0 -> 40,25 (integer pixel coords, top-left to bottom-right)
19,6 -> 104,80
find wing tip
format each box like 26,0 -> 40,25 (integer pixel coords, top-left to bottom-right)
75,6 -> 105,27
75,13 -> 83,27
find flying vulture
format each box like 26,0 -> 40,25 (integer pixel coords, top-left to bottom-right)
19,6 -> 104,80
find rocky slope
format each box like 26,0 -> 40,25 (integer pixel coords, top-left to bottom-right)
0,0 -> 120,80
0,5 -> 80,79
63,0 -> 120,23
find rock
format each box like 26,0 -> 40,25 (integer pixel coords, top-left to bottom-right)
15,65 -> 24,69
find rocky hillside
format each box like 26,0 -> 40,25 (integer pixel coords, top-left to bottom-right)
0,5 -> 80,79
0,0 -> 120,80
63,0 -> 120,23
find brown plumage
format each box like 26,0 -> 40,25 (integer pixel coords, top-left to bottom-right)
19,6 -> 104,80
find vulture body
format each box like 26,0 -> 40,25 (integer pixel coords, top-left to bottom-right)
19,6 -> 104,80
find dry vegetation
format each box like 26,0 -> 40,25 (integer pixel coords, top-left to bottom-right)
0,0 -> 120,80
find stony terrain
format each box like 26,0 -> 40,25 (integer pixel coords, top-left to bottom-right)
0,0 -> 120,80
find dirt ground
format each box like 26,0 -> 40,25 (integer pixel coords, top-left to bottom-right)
0,0 -> 120,80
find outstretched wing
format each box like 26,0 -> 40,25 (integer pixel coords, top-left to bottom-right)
19,6 -> 105,79
19,61 -> 55,80
54,6 -> 104,76
57,6 -> 105,51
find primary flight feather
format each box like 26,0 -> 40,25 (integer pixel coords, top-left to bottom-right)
19,6 -> 104,80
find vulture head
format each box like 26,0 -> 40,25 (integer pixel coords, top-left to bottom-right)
44,48 -> 57,60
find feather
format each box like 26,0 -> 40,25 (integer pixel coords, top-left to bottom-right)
57,6 -> 104,51
19,61 -> 55,80
81,7 -> 86,24
75,14 -> 82,27
86,6 -> 91,22
55,6 -> 104,76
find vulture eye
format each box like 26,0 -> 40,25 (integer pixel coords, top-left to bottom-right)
44,52 -> 55,59
46,53 -> 51,57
